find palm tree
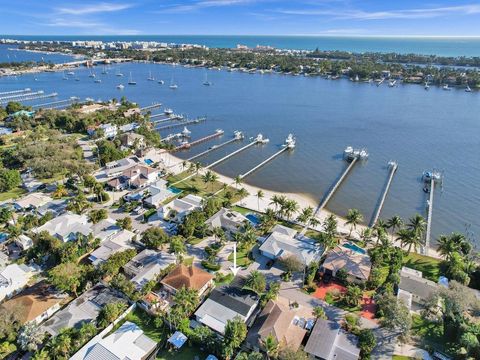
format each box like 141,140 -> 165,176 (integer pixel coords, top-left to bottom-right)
256,190 -> 264,211
296,206 -> 314,225
194,162 -> 202,175
345,208 -> 363,238
243,270 -> 266,295
437,233 -> 467,260
396,228 -> 419,253
282,199 -> 299,221
313,306 -> 327,319
234,175 -> 242,189
323,214 -> 338,238
359,227 -> 373,246
262,334 -> 279,359
212,227 -> 226,245
209,172 -> 219,191
387,215 -> 403,241
181,160 -> 187,171
237,187 -> 248,199
408,214 -> 427,241
52,184 -> 68,199
343,284 -> 363,307
269,195 -> 283,212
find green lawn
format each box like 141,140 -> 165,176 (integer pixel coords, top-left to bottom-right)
403,253 -> 442,282
167,173 -> 244,203
392,356 -> 415,360
0,187 -> 26,201
182,257 -> 194,266
231,205 -> 256,215
227,246 -> 253,267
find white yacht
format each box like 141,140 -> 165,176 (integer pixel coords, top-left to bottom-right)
388,80 -> 396,87
94,79 -> 102,83
164,108 -> 173,115
253,134 -> 270,144
181,127 -> 191,137
443,84 -> 451,91
158,80 -> 165,85
465,85 -> 472,92
424,82 -> 430,90
117,84 -> 125,90
284,134 -> 296,149
66,71 -> 75,76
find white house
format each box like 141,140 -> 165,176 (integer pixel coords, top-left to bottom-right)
13,193 -> 52,212
143,180 -> 176,208
34,213 -> 91,242
15,234 -> 33,251
0,264 -> 36,301
71,321 -> 157,360
205,208 -> 249,235
259,224 -> 323,266
88,230 -> 136,267
123,249 -> 176,289
158,194 -> 203,223
99,123 -> 118,139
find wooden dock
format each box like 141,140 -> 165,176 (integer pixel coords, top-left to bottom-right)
140,103 -> 162,113
173,130 -> 224,152
240,146 -> 290,179
32,97 -> 80,109
0,88 -> 31,96
370,161 -> 398,227
155,118 -> 206,132
188,132 -> 243,161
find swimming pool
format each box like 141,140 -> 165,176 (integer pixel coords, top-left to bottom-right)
343,242 -> 366,255
144,159 -> 153,165
168,186 -> 182,195
246,213 -> 261,226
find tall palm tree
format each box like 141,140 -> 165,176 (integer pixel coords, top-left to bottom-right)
323,214 -> 338,238
387,215 -> 403,241
243,270 -> 266,295
296,206 -> 314,225
282,199 -> 299,221
256,190 -> 264,211
345,209 -> 363,238
396,228 -> 418,253
359,227 -> 373,246
408,214 -> 427,241
234,175 -> 242,189
209,172 -> 219,191
237,187 -> 249,199
269,195 -> 282,212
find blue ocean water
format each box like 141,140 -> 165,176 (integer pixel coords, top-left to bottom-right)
2,35 -> 480,56
0,45 -> 79,63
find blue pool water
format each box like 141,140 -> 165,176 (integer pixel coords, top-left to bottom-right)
246,213 -> 261,226
343,242 -> 367,255
144,159 -> 153,165
168,187 -> 182,195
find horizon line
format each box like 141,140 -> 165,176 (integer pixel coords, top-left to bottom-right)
3,34 -> 480,39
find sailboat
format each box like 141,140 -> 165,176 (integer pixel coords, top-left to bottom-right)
101,66 -> 107,75
169,75 -> 178,89
203,72 -> 212,86
116,68 -> 124,77
128,72 -> 137,85
465,85 -> 472,92
147,71 -> 155,81
424,82 -> 430,90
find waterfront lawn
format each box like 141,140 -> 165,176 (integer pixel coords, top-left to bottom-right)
157,345 -> 210,360
403,253 -> 442,282
231,205 -> 257,215
0,187 -> 26,201
392,356 -> 415,360
112,307 -> 165,343
167,173 -> 244,202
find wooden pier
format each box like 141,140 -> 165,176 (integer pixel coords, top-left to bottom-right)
155,118 -> 206,132
188,131 -> 243,161
173,130 -> 224,152
370,161 -> 398,227
0,92 -> 58,105
423,170 -> 443,256
0,88 -> 31,96
0,90 -> 45,101
32,97 -> 80,109
140,103 -> 162,113
240,146 -> 290,179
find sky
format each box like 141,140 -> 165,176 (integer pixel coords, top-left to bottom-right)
2,0 -> 480,36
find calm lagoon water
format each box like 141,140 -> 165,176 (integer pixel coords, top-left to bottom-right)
0,58 -> 479,246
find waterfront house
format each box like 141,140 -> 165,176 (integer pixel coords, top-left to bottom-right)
1,281 -> 66,325
194,277 -> 259,335
158,194 -> 203,223
143,180 -> 177,208
88,230 -> 136,267
205,207 -> 249,235
160,264 -> 214,296
246,300 -> 307,352
120,132 -> 145,150
320,246 -> 372,284
34,213 -> 91,243
103,156 -> 140,179
123,249 -> 177,290
99,123 -> 118,139
304,319 -> 360,360
41,283 -> 128,336
0,263 -> 36,301
13,192 -> 52,212
108,164 -> 159,190
259,224 -> 323,266
71,321 -> 157,360
397,267 -> 439,310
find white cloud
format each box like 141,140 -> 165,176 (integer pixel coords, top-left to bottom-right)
57,2 -> 133,15
278,4 -> 480,20
158,0 -> 255,13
